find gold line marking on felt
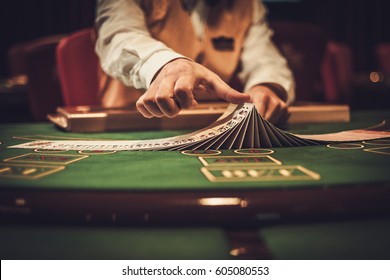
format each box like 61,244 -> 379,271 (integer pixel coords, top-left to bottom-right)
279,169 -> 291,177
22,168 -> 37,175
0,167 -> 11,173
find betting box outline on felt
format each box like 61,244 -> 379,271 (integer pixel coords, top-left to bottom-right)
3,153 -> 89,165
0,163 -> 66,180
201,165 -> 321,182
198,155 -> 282,167
363,146 -> 390,156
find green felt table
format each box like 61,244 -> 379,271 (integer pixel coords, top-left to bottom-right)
0,111 -> 390,190
1,110 -> 390,259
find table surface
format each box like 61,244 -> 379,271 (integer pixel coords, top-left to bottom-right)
1,110 -> 390,259
1,110 -> 389,190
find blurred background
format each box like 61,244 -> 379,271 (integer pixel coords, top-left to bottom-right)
1,0 -> 389,123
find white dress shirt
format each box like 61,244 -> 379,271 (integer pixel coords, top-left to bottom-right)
95,0 -> 295,104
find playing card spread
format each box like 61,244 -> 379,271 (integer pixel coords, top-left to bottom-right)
9,103 -> 390,151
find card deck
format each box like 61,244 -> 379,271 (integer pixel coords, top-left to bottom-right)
256,113 -> 273,147
10,103 -> 390,151
252,111 -> 261,147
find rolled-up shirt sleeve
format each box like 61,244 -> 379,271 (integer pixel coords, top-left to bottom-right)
95,0 -> 185,89
238,0 -> 295,104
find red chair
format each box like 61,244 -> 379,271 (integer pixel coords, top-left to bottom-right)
271,21 -> 327,102
322,41 -> 353,103
271,21 -> 353,103
56,28 -> 100,106
375,43 -> 390,75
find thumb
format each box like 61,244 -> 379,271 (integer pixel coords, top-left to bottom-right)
211,79 -> 251,104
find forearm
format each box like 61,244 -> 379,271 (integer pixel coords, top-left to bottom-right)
95,0 -> 185,89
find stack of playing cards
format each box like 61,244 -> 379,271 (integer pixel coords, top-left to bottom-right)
10,103 -> 390,151
167,104 -> 319,151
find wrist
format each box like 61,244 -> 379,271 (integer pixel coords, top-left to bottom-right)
140,51 -> 189,88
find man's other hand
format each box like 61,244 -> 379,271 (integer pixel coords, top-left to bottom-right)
248,85 -> 289,124
136,59 -> 250,118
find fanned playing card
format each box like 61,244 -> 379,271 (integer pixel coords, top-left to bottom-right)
9,103 -> 390,151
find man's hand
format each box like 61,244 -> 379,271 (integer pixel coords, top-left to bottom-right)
136,58 -> 250,118
248,84 -> 289,124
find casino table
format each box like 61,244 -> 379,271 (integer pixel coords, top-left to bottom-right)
1,110 -> 390,259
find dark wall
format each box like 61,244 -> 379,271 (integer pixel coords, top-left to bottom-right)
266,0 -> 390,72
1,0 -> 389,76
0,0 -> 96,76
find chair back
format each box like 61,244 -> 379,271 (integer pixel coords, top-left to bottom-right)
375,43 -> 390,75
322,41 -> 353,103
56,28 -> 100,106
23,35 -> 65,121
270,21 -> 328,102
271,21 -> 354,103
